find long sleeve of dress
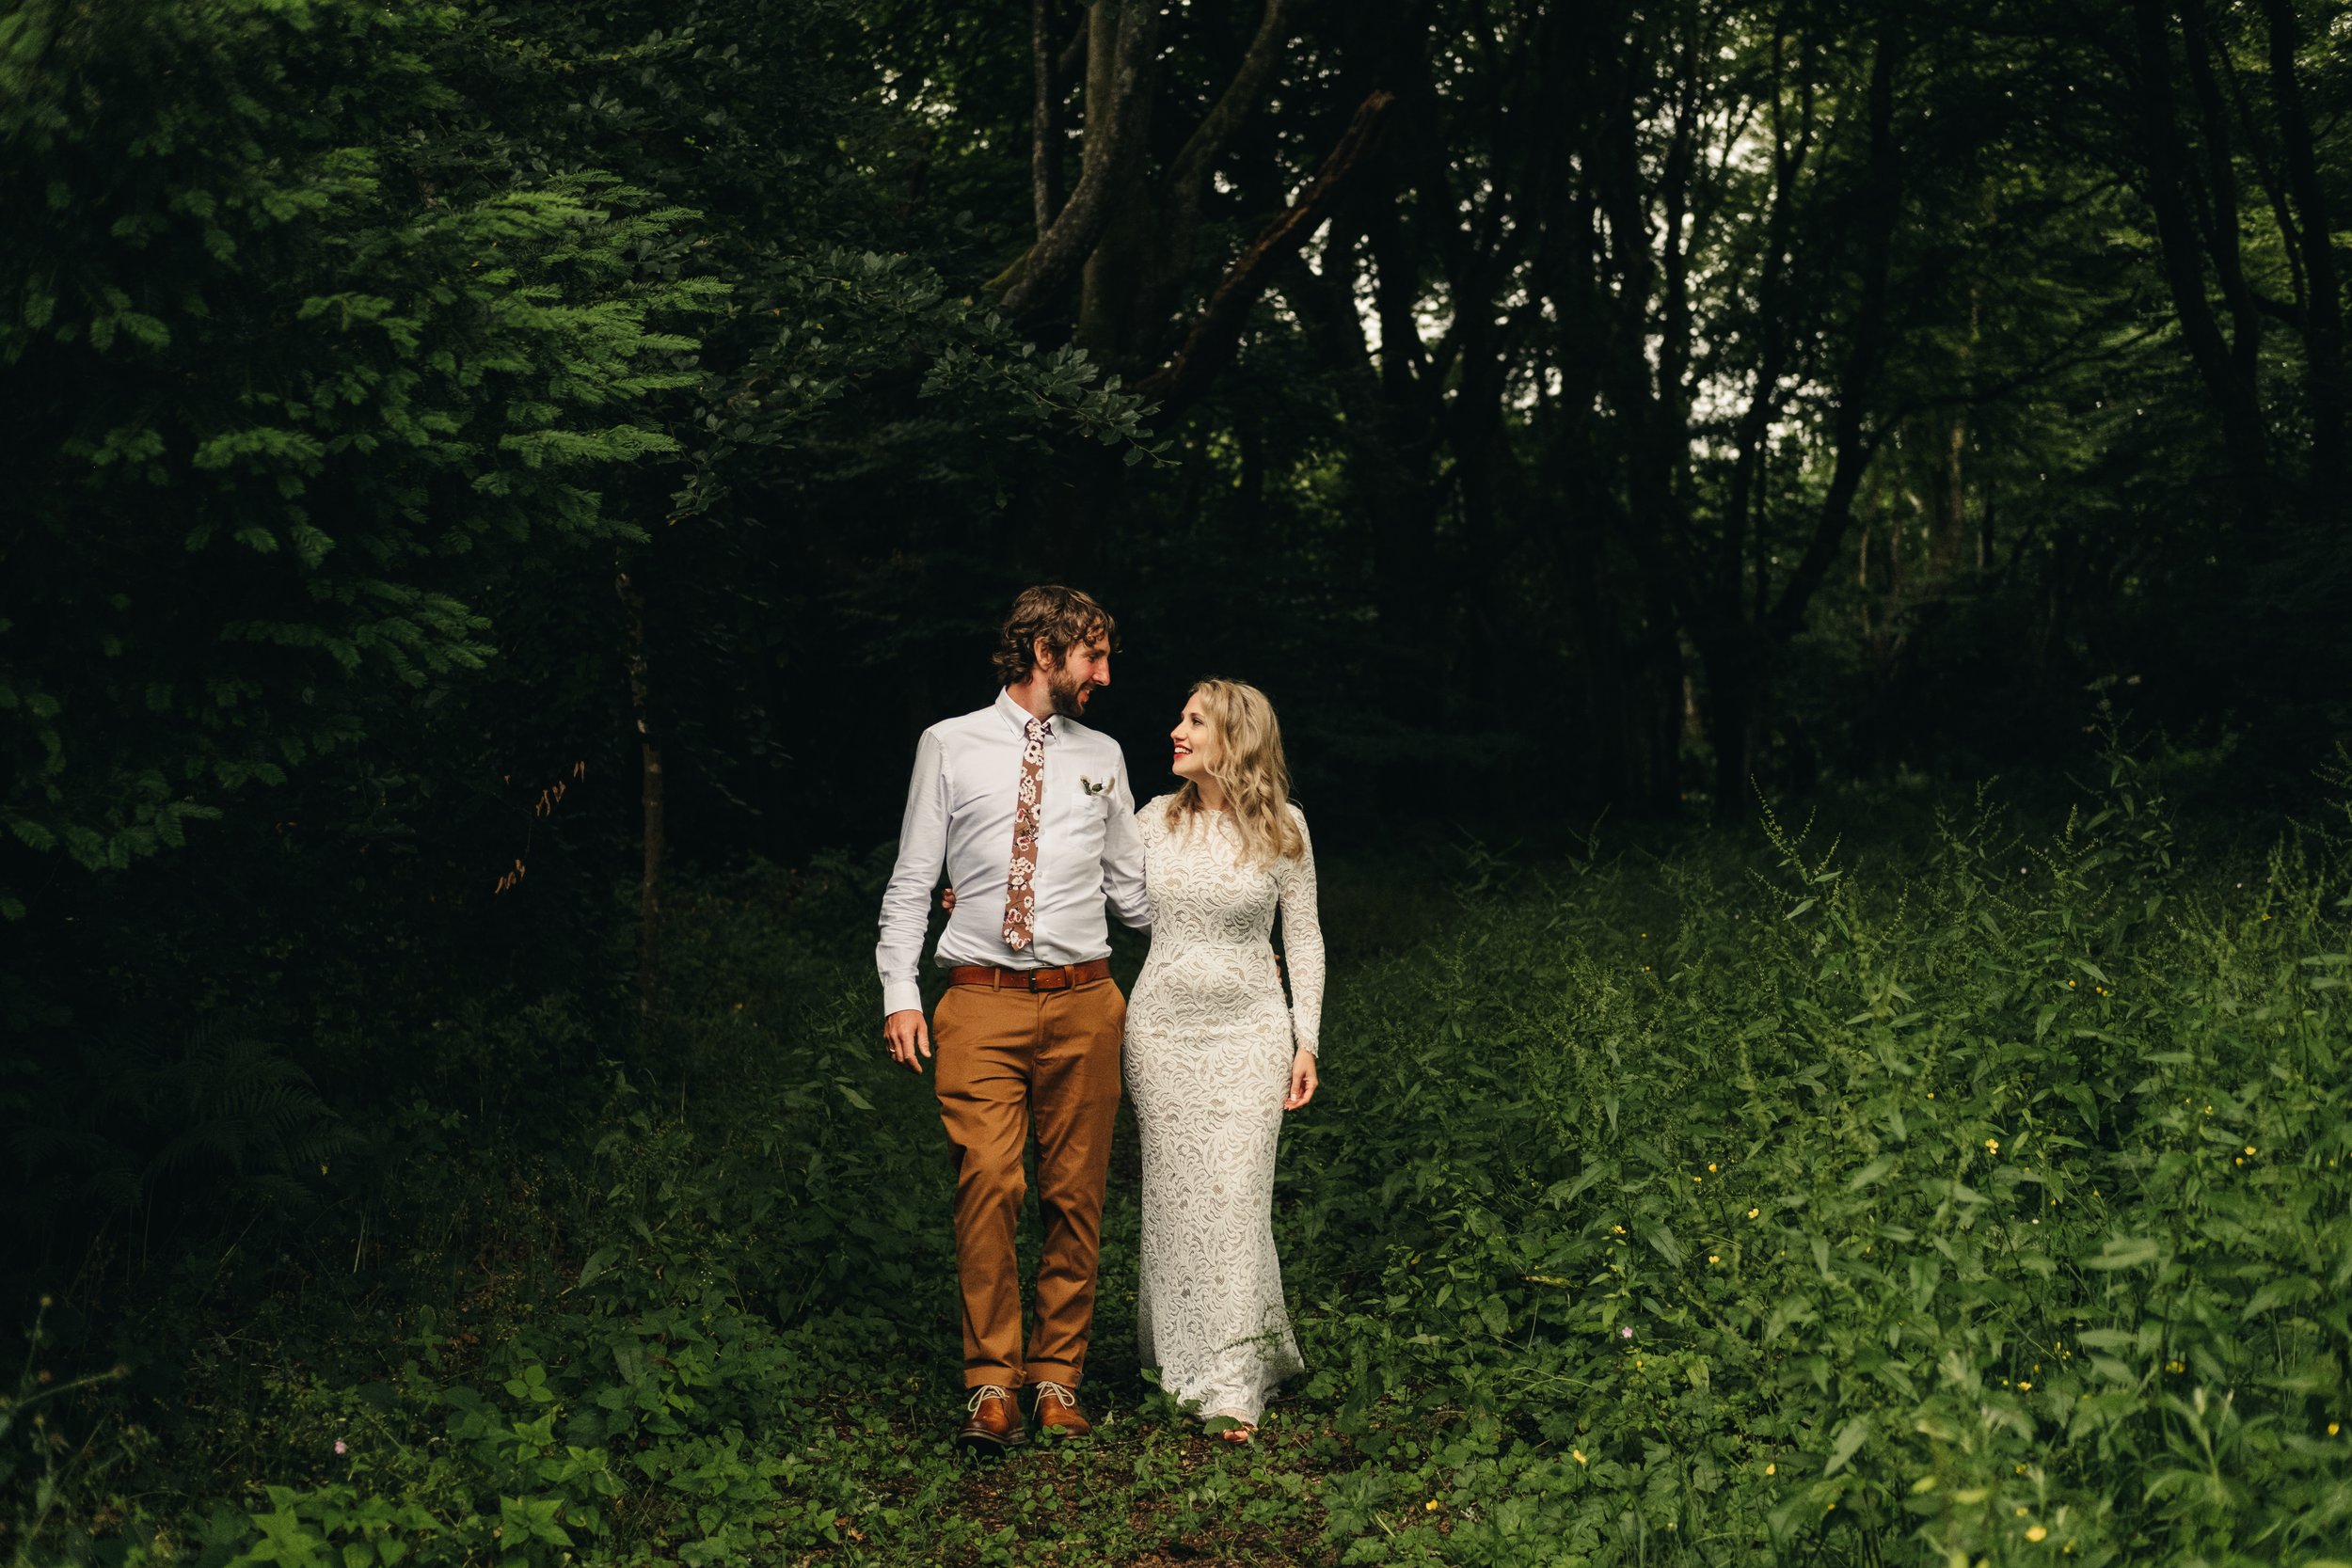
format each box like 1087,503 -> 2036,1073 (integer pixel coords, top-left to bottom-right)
1101,754 -> 1152,933
1279,807 -> 1326,1053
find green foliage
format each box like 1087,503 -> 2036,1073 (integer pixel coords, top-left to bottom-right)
9,757 -> 2349,1567
1288,744 -> 2352,1564
0,0 -> 711,903
0,0 -> 1163,1270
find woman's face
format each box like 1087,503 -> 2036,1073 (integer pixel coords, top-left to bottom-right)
1169,696 -> 1224,783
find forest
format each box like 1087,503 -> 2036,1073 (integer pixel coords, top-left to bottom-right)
3,0 -> 2349,1563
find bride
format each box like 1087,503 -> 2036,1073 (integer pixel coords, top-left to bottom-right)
945,677 -> 1324,1441
1125,678 -> 1323,1441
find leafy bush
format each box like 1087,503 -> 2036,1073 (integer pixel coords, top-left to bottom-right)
1,0 -> 711,895
1293,742 -> 2352,1564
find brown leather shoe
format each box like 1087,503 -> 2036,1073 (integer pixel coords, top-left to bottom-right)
957,1385 -> 1028,1451
1029,1380 -> 1093,1438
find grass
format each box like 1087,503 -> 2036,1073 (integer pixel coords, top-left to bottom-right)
7,738 -> 2351,1567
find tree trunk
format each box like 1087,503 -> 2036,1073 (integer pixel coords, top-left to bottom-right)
2180,0 -> 2265,427
1927,412 -> 1966,578
1765,25 -> 1903,642
1278,249 -> 1443,812
988,0 -> 1162,318
2126,0 -> 2271,525
2258,0 -> 2346,515
616,565 -> 663,1025
1030,0 -> 1063,237
1700,635 -> 1760,820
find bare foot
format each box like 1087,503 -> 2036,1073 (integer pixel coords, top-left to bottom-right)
1206,1408 -> 1257,1443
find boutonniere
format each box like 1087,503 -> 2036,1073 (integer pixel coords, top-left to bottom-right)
1079,774 -> 1116,797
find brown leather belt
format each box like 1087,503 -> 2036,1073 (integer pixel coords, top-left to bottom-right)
946,958 -> 1113,992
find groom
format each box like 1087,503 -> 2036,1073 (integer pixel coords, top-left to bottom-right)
877,584 -> 1151,1450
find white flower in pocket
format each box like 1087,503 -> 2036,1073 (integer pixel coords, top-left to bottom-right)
1079,774 -> 1116,797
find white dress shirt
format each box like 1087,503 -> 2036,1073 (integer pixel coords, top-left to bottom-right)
877,689 -> 1152,1016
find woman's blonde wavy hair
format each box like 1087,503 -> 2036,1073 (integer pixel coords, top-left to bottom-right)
1163,678 -> 1306,866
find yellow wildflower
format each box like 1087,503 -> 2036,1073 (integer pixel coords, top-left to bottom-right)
1572,1449 -> 1588,1465
1747,1207 -> 1760,1219
2027,1526 -> 2048,1543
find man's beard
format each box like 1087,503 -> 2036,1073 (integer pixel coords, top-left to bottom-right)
1046,668 -> 1091,721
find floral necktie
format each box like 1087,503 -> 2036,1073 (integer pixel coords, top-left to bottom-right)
1002,715 -> 1050,952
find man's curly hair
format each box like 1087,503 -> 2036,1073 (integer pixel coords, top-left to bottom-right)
993,585 -> 1119,687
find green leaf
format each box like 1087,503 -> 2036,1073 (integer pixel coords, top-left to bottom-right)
1644,1224 -> 1687,1269
574,1246 -> 620,1291
1845,1155 -> 1898,1192
2087,1237 -> 2165,1271
2240,1277 -> 2312,1321
1823,1415 -> 1870,1476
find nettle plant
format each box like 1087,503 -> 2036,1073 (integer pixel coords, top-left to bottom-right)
1282,742 -> 2350,1566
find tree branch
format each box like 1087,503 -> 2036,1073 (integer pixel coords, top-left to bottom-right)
1030,0 -> 1061,238
1132,89 -> 1396,412
988,0 -> 1164,318
1768,26 -> 1903,640
1162,0 -> 1296,254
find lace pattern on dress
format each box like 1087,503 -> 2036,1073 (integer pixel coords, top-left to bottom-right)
1124,798 -> 1325,1424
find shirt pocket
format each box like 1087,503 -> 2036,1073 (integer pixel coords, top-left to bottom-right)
1057,770 -> 1116,833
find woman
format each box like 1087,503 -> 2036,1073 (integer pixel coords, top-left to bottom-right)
1124,678 -> 1323,1441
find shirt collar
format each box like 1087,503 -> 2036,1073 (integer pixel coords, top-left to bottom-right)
995,688 -> 1054,739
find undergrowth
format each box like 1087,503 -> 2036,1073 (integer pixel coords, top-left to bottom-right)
5,742 -> 2349,1566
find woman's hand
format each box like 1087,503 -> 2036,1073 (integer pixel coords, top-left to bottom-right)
1282,1047 -> 1318,1111
940,886 -> 958,913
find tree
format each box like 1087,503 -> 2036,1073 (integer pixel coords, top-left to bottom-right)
0,0 -> 713,919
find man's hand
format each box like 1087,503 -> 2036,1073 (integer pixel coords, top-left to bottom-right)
884,1008 -> 932,1073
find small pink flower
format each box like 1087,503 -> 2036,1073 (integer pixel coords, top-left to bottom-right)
334,1440 -> 347,1455
1619,1327 -> 1635,1339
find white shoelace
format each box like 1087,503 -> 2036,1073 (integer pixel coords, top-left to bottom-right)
1031,1380 -> 1079,1409
967,1384 -> 1014,1413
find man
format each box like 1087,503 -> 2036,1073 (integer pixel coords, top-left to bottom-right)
877,584 -> 1150,1450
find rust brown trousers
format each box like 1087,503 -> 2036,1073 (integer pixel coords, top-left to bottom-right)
932,973 -> 1126,1389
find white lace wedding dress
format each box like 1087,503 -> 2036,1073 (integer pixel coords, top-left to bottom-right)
1125,797 -> 1325,1425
